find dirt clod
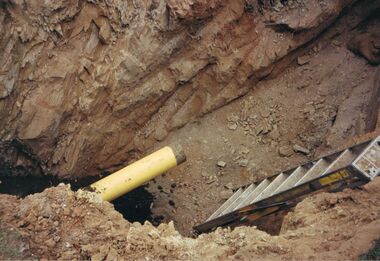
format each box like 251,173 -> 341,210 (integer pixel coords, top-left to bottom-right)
278,146 -> 294,157
216,161 -> 227,168
297,55 -> 311,65
293,144 -> 310,155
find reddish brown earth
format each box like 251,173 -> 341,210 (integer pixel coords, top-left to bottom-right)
1,0 -> 378,179
1,0 -> 380,259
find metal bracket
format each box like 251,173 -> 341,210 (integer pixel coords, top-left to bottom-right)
352,136 -> 380,180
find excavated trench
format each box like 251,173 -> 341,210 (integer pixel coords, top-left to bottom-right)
0,171 -> 324,239
0,0 -> 380,259
0,172 -> 296,236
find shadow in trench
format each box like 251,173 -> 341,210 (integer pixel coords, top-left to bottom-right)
111,186 -> 154,223
0,175 -> 155,224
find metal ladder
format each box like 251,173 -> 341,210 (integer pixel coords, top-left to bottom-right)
194,135 -> 380,233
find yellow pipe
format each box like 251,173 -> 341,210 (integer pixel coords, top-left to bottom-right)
89,145 -> 186,201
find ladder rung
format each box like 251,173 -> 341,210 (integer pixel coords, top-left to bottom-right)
232,181 -> 265,211
219,187 -> 248,216
273,166 -> 308,194
323,149 -> 357,175
206,188 -> 243,221
295,158 -> 330,186
231,183 -> 258,211
252,173 -> 288,203
245,179 -> 270,204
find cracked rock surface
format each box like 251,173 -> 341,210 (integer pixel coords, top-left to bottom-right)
1,0 -> 374,178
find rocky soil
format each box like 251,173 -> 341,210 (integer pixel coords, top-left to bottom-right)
1,178 -> 380,260
148,4 -> 380,234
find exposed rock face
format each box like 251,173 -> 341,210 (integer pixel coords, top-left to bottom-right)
1,0 -> 378,178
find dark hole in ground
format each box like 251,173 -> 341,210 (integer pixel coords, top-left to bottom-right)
111,186 -> 155,224
0,176 -> 60,196
359,238 -> 380,261
0,174 -> 155,224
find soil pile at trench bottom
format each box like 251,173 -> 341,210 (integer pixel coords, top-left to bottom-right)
0,179 -> 380,260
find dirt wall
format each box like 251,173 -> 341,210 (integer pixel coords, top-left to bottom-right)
2,0 -> 376,178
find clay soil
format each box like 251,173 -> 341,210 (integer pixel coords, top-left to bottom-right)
1,0 -> 380,260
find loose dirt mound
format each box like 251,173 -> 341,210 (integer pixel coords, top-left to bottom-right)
1,178 -> 379,260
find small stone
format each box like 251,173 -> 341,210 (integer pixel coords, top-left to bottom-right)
270,127 -> 281,140
17,220 -> 28,228
332,39 -> 342,47
262,124 -> 272,134
220,189 -> 233,199
224,182 -> 234,190
229,114 -> 239,122
313,43 -> 322,52
296,83 -> 309,90
261,110 -> 271,118
293,144 -> 310,155
132,222 -> 141,228
154,126 -> 168,141
54,24 -> 63,37
240,147 -> 250,154
148,230 -> 160,239
217,161 -> 227,168
63,208 -> 70,216
205,179 -> 215,184
297,55 -> 310,65
45,238 -> 56,248
201,172 -> 208,178
238,158 -> 249,167
247,162 -> 259,173
227,122 -> 238,130
278,146 -> 294,157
